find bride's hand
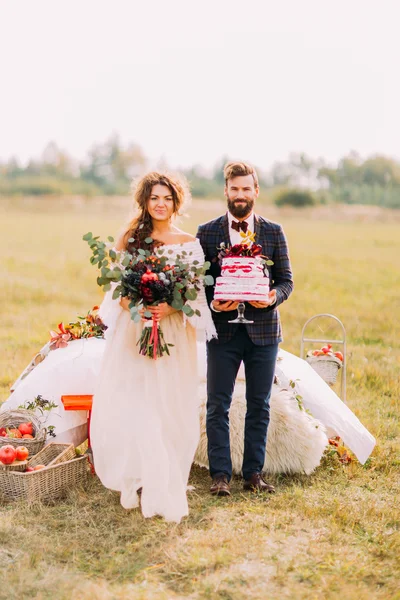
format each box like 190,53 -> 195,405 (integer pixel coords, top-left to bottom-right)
144,303 -> 177,322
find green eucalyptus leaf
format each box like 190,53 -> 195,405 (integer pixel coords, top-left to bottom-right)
203,261 -> 211,270
195,309 -> 201,317
171,299 -> 183,310
108,236 -> 114,242
144,237 -> 153,244
185,288 -> 197,301
83,232 -> 93,241
204,275 -> 214,286
112,287 -> 121,300
182,304 -> 194,316
144,310 -> 152,318
138,248 -> 145,255
103,283 -> 111,292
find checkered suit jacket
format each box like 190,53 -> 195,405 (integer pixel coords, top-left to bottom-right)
196,213 -> 294,345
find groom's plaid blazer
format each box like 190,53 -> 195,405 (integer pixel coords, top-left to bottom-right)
196,213 -> 294,345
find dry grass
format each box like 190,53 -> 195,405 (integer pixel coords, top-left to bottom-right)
0,198 -> 399,600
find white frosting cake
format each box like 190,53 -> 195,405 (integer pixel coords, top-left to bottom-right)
214,256 -> 270,301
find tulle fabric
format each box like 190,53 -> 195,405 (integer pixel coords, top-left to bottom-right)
90,309 -> 199,521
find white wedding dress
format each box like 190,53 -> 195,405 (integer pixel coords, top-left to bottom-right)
90,239 -> 215,523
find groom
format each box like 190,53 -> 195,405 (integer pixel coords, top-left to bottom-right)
196,161 -> 294,496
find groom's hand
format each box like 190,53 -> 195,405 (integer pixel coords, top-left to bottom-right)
249,290 -> 277,309
211,300 -> 239,312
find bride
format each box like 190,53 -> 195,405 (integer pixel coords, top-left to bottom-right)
89,171 -> 216,523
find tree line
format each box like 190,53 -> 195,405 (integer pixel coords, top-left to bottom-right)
1,137 -> 399,208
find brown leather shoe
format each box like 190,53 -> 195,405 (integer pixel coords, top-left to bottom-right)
210,475 -> 231,496
243,473 -> 275,493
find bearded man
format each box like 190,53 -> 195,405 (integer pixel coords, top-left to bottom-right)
196,161 -> 294,496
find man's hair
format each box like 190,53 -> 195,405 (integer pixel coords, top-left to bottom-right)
224,161 -> 259,189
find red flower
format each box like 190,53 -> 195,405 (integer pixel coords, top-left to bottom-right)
251,244 -> 262,256
229,244 -> 244,256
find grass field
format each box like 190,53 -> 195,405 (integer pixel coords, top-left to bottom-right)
0,198 -> 399,599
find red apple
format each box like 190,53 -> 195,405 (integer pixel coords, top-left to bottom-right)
334,351 -> 344,362
16,446 -> 29,461
22,434 -> 35,439
0,428 -> 6,437
33,464 -> 46,471
0,445 -> 17,465
25,466 -> 35,472
18,422 -> 34,436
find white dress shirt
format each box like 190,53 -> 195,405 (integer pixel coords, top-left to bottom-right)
227,211 -> 255,246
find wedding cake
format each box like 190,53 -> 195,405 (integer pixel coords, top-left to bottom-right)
214,255 -> 270,301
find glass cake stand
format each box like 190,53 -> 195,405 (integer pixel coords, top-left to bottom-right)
228,302 -> 254,324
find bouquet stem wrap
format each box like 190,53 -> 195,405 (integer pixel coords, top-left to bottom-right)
138,319 -> 170,359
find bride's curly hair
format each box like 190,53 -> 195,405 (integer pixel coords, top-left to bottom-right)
122,171 -> 190,250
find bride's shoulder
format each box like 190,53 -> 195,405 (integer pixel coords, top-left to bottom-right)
171,230 -> 197,244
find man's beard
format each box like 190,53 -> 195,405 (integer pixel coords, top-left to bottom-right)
227,197 -> 255,219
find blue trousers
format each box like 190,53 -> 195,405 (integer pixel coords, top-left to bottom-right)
206,326 -> 279,481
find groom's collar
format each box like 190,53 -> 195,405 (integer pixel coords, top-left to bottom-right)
227,211 -> 255,231
220,212 -> 260,243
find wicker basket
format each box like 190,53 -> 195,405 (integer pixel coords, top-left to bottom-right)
0,409 -> 46,455
27,443 -> 76,468
0,460 -> 28,472
0,455 -> 89,503
306,355 -> 342,385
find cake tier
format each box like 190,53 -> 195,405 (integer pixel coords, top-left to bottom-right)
214,276 -> 270,301
221,256 -> 264,278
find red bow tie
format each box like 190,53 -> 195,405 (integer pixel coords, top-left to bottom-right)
231,220 -> 248,233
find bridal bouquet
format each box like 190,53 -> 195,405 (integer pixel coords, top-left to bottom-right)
83,232 -> 213,359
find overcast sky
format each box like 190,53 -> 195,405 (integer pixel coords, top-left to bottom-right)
1,0 -> 399,170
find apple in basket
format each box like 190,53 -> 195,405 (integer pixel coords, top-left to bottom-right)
0,428 -> 6,437
25,466 -> 35,472
334,351 -> 344,362
18,422 -> 34,436
0,445 -> 17,465
16,447 -> 29,462
22,434 -> 35,439
33,465 -> 46,471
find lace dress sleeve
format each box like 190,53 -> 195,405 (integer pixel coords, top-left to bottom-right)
183,241 -> 217,341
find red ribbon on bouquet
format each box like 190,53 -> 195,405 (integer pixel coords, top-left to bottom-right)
149,319 -> 159,360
